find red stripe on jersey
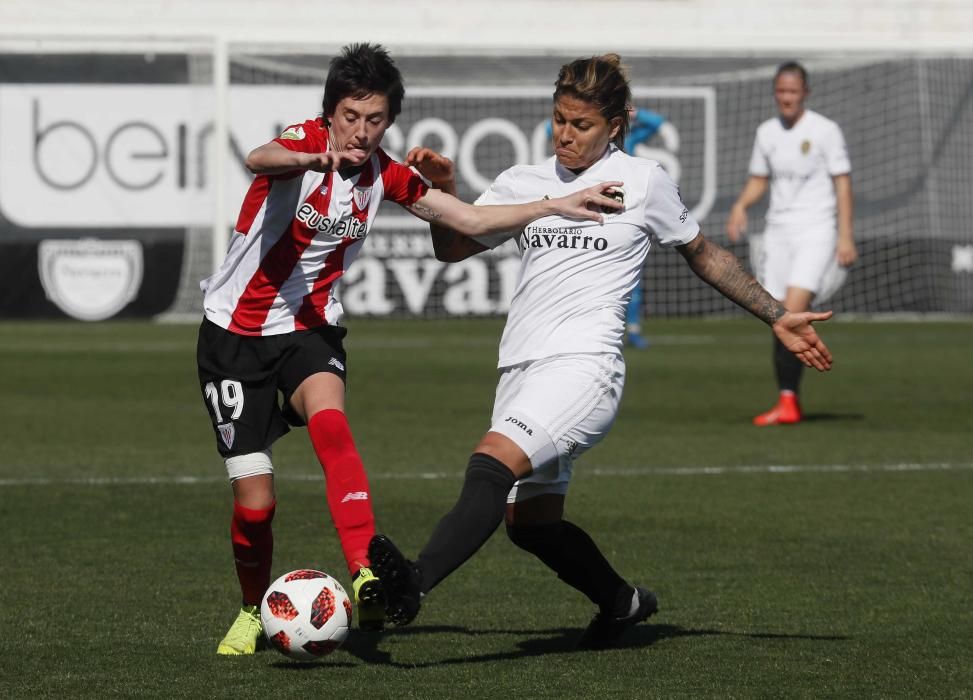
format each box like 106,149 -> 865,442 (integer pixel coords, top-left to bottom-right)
235,176 -> 270,234
377,149 -> 428,206
293,237 -> 354,330
293,160 -> 377,329
228,173 -> 335,335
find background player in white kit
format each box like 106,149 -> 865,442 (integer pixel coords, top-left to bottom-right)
369,54 -> 834,648
727,61 -> 857,426
198,43 -> 624,655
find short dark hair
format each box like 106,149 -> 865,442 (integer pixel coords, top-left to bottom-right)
553,53 -> 632,150
322,43 -> 405,123
775,61 -> 809,88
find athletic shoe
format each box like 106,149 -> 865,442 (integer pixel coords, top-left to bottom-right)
217,604 -> 263,655
626,332 -> 651,350
577,586 -> 658,650
368,534 -> 422,626
752,393 -> 802,426
352,567 -> 386,631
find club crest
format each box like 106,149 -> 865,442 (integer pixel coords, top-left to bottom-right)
353,186 -> 372,211
801,140 -> 811,155
38,239 -> 143,321
218,422 -> 235,449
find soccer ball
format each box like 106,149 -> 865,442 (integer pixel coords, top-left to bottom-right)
260,569 -> 352,660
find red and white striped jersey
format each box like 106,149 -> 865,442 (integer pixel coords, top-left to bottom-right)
201,117 -> 428,336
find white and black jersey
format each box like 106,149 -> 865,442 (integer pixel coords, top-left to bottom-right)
475,146 -> 700,368
748,109 -> 851,230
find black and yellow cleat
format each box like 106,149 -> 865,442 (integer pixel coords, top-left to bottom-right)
368,535 -> 422,626
352,567 -> 386,631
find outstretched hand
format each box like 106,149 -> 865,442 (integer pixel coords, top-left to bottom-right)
557,181 -> 625,223
772,310 -> 834,371
406,147 -> 456,187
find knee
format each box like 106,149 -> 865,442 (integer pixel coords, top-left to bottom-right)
466,452 -> 517,487
226,450 -> 274,483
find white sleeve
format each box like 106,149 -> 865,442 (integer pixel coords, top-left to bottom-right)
748,131 -> 770,177
643,163 -> 701,247
825,122 -> 851,176
470,169 -> 521,249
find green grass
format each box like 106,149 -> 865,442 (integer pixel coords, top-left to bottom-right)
1,318 -> 971,698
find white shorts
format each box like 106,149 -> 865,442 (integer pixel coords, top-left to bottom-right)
750,226 -> 847,304
488,352 -> 625,503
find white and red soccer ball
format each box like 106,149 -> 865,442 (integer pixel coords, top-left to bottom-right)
260,569 -> 351,660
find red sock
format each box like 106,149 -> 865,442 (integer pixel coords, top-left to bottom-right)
308,409 -> 376,576
230,500 -> 276,606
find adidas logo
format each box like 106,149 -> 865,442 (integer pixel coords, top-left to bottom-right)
341,491 -> 369,503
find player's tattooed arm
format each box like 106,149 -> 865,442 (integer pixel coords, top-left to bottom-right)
406,198 -> 488,262
677,232 -> 786,325
404,146 -> 488,262
406,201 -> 444,221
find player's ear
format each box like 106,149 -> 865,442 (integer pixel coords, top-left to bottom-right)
608,116 -> 623,140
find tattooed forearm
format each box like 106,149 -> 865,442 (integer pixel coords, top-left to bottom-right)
408,202 -> 443,221
679,235 -> 786,325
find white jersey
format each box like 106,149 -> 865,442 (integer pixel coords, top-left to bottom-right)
475,146 -> 699,368
748,109 -> 851,230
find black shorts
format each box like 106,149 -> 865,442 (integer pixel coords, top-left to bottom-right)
196,318 -> 348,458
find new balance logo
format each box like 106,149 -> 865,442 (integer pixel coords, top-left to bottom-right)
504,416 -> 533,436
328,357 -> 345,371
341,491 -> 369,503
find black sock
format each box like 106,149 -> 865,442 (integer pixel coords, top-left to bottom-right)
774,336 -> 804,394
506,520 -> 632,614
415,453 -> 517,594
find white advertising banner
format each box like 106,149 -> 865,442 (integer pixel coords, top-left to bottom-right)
0,84 -> 313,227
0,84 -> 714,230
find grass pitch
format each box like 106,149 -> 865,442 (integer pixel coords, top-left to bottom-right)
1,318 -> 971,698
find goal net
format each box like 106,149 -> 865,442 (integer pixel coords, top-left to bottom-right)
5,41 -> 967,320
195,49 -> 971,319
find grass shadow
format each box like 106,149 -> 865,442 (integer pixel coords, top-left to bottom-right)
337,622 -> 851,668
801,412 -> 866,423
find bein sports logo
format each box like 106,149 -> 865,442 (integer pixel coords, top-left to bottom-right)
0,84 -> 715,229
